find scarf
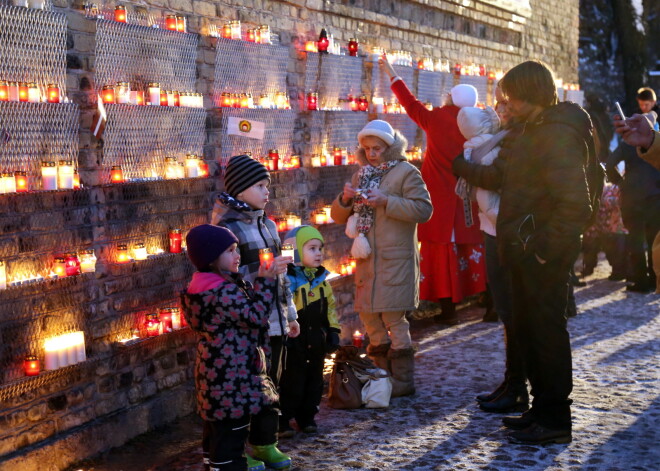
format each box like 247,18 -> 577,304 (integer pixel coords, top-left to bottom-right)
353,160 -> 400,235
218,191 -> 252,212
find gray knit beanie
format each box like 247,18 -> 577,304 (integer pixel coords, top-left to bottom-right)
224,154 -> 271,197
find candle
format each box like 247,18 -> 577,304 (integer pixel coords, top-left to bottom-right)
199,160 -> 209,177
165,14 -> 177,30
348,38 -> 359,57
41,161 -> 57,190
323,205 -> 334,223
116,244 -> 130,263
281,243 -> 294,260
173,91 -> 180,107
185,154 -> 199,178
58,160 -> 74,189
311,154 -> 321,167
79,249 -> 96,273
73,171 -> 81,189
53,256 -> 66,277
260,25 -> 271,44
352,330 -> 364,348
268,149 -> 279,171
116,82 -> 130,104
114,5 -> 127,23
44,337 -> 61,370
372,97 -> 384,114
222,22 -> 232,39
305,41 -> 317,52
15,171 -> 28,192
166,91 -> 174,107
307,92 -> 318,111
165,157 -> 178,179
317,28 -> 329,54
320,154 -> 327,166
231,20 -> 241,40
171,307 -> 182,330
72,331 -> 86,363
358,95 -> 369,112
160,89 -> 168,106
169,229 -> 182,253
1,173 -> 15,193
176,16 -> 186,33
0,261 -> 6,290
314,212 -> 327,225
333,147 -> 342,166
47,84 -> 60,103
65,253 -> 81,276
0,81 -> 7,101
259,248 -> 273,269
145,314 -> 161,337
8,82 -> 19,102
148,83 -> 160,105
246,29 -> 256,42
133,242 -> 147,261
23,356 -> 40,376
159,308 -> 173,333
27,82 -> 39,103
340,264 -> 348,276
349,95 -> 358,112
18,82 -> 28,102
275,92 -> 289,110
110,165 -> 123,183
290,155 -> 300,168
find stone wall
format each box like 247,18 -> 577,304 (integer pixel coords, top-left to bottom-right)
0,0 -> 579,469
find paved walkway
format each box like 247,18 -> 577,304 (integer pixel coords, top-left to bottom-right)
70,260 -> 660,471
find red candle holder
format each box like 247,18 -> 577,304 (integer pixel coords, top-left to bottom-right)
110,165 -> 124,183
114,5 -> 127,23
246,29 -> 256,42
222,23 -> 232,39
317,28 -> 329,54
358,95 -> 369,112
0,81 -> 7,101
333,147 -> 342,166
352,330 -> 364,348
176,16 -> 185,33
290,155 -> 300,169
348,38 -> 359,57
53,256 -> 66,277
259,248 -> 273,269
169,229 -> 182,253
454,63 -> 462,76
102,85 -> 115,104
135,90 -> 144,106
116,244 -> 130,264
268,149 -> 279,171
73,171 -> 81,189
349,95 -> 358,112
159,308 -> 174,333
24,356 -> 40,376
220,92 -> 232,107
145,314 -> 161,337
18,83 -> 28,102
174,91 -> 180,107
199,161 -> 209,177
47,84 -> 60,103
165,14 -> 177,31
160,89 -> 168,106
65,253 -> 81,276
15,171 -> 28,192
307,92 -> 318,111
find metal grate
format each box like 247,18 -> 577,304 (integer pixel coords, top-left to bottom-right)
417,70 -> 452,107
304,53 -> 364,109
371,64 -> 415,103
101,105 -> 206,181
459,75 -> 489,106
306,110 -> 367,157
0,5 -> 65,92
0,102 -> 79,188
212,37 -> 288,106
376,113 -> 420,149
216,108 -> 296,169
95,19 -> 198,93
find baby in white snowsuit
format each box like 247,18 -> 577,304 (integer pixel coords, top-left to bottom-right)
456,106 -> 502,235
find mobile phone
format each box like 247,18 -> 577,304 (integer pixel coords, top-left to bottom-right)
614,102 -> 626,120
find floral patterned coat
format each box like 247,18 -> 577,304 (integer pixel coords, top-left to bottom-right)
181,273 -> 279,421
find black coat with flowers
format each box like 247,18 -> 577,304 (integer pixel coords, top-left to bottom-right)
180,275 -> 278,421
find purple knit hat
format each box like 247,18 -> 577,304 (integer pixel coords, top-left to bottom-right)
186,224 -> 238,271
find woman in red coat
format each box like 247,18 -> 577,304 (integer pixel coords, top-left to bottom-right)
382,55 -> 486,324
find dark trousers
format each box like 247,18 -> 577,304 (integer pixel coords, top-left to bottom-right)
279,347 -> 325,427
203,417 -> 250,471
484,233 -> 525,389
623,200 -> 660,286
269,335 -> 285,387
582,233 -> 627,277
510,255 -> 573,430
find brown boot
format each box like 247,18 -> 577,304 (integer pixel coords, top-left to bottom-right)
388,346 -> 417,397
366,343 -> 390,372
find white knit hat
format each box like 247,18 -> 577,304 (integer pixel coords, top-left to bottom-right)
357,120 -> 395,146
450,84 -> 478,108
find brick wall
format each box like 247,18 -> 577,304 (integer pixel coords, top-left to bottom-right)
0,0 -> 579,468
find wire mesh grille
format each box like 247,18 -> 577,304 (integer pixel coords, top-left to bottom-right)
371,64 -> 414,103
101,105 -> 206,181
306,110 -> 367,157
0,1 -> 52,9
212,38 -> 289,106
216,108 -> 296,169
304,53 -> 364,109
459,75 -> 489,106
376,113 -> 420,148
0,5 -> 65,92
95,19 -> 198,92
417,70 -> 452,107
0,102 -> 79,187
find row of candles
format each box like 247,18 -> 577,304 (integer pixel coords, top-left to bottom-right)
115,229 -> 183,264
304,29 -> 358,57
101,82 -> 203,108
209,21 -> 273,44
20,332 -> 87,377
8,0 -> 46,10
219,92 -> 291,110
306,93 -> 368,112
109,157 -> 209,184
0,81 -> 63,104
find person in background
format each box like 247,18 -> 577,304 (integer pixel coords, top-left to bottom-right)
181,224 -> 279,471
278,225 -> 340,437
635,87 -> 659,130
331,120 -> 432,397
380,54 -> 487,325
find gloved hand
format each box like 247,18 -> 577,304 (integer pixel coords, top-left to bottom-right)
325,330 -> 340,354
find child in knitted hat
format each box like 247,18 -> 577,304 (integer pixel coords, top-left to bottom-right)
209,154 -> 299,469
278,225 -> 341,437
181,224 -> 279,471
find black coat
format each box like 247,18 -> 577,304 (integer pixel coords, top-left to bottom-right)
453,102 -> 594,267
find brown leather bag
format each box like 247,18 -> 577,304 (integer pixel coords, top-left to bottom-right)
328,346 -> 382,409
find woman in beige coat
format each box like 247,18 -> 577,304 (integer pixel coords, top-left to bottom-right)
331,120 -> 432,396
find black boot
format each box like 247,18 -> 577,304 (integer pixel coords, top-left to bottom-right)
479,388 -> 528,413
433,298 -> 458,325
476,380 -> 507,402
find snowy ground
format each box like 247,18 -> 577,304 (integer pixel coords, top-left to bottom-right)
72,259 -> 659,471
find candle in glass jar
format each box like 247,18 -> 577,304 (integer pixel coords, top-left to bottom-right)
333,147 -> 342,166
15,171 -> 28,192
116,82 -> 130,104
24,356 -> 40,376
185,154 -> 199,178
307,92 -> 318,111
0,81 -> 7,101
199,160 -> 209,177
110,165 -> 123,183
134,90 -> 144,105
352,330 -> 364,347
169,229 -> 182,253
65,253 -> 81,276
53,256 -> 66,277
314,212 -> 327,225
2,173 -> 16,193
176,16 -> 186,33
358,95 -> 369,112
246,29 -> 256,42
222,22 -> 232,39
275,92 -> 289,110
58,160 -> 74,189
268,149 -> 279,171
281,243 -> 294,260
166,91 -> 174,107
47,84 -> 60,103
101,85 -> 115,104
18,82 -> 28,102
116,244 -> 130,263
259,248 -> 273,269
348,38 -> 359,57
133,242 -> 147,261
114,5 -> 127,23
73,171 -> 80,189
79,249 -> 96,273
148,83 -> 160,105
165,157 -> 178,179
165,14 -> 177,30
310,154 -> 321,168
323,205 -> 333,223
317,28 -> 329,54
230,20 -> 241,40
41,161 -> 57,190
27,82 -> 39,103
8,82 -> 19,102
259,25 -> 271,44
159,308 -> 173,332
171,307 -> 182,330
159,89 -> 168,106
0,261 -> 7,290
145,314 -> 161,337
286,214 -> 299,231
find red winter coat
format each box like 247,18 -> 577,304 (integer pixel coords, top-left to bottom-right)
391,79 -> 482,244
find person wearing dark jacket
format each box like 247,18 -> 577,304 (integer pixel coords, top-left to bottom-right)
453,61 -> 594,445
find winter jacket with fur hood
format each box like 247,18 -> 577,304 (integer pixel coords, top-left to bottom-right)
331,131 -> 433,313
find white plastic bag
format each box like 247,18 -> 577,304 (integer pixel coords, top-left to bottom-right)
361,370 -> 392,408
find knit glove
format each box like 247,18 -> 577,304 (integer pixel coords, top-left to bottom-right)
325,330 -> 341,354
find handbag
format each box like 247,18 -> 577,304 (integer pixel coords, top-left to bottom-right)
328,358 -> 363,409
328,346 -> 391,409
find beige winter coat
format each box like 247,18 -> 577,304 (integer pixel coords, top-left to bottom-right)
331,131 -> 433,313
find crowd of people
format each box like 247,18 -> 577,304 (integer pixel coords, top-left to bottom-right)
179,58 -> 659,470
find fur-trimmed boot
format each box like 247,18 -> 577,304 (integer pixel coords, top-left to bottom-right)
388,346 -> 417,397
366,343 -> 391,372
